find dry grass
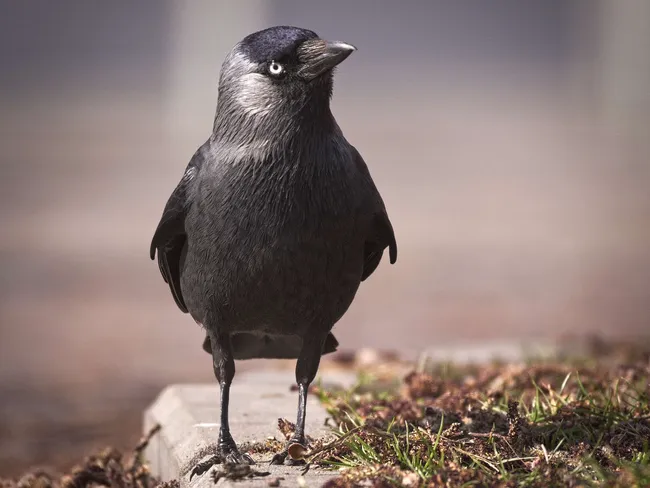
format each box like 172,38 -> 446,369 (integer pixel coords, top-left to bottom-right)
0,426 -> 172,488
298,340 -> 650,487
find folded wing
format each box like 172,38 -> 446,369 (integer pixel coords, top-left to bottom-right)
149,149 -> 205,313
350,146 -> 398,281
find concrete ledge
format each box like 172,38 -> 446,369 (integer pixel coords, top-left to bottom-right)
144,371 -> 356,487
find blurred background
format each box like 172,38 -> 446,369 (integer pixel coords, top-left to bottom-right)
1,0 -> 649,477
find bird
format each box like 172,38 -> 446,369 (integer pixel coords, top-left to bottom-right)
149,25 -> 397,479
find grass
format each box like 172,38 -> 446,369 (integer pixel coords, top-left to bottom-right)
301,341 -> 650,487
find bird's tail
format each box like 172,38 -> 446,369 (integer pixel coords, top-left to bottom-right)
202,332 -> 338,360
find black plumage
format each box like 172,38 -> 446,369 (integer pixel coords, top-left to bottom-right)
150,25 -> 397,477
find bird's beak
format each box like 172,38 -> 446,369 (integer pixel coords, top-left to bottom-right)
297,39 -> 357,81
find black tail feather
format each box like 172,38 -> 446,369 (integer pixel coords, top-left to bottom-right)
202,332 -> 339,360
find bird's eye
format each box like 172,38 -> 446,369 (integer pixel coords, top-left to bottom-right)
268,61 -> 284,77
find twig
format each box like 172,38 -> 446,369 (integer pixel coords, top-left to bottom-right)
128,424 -> 162,474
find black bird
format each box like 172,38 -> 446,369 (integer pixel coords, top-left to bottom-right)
150,26 -> 397,477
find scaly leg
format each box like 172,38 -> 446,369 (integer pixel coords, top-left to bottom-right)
271,334 -> 325,465
190,330 -> 254,480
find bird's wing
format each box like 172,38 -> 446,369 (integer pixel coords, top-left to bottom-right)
351,146 -> 398,281
149,148 -> 204,313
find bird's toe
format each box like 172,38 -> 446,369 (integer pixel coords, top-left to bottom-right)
189,454 -> 221,480
225,450 -> 256,465
269,451 -> 308,466
286,457 -> 307,466
270,438 -> 309,466
188,445 -> 254,480
269,451 -> 287,465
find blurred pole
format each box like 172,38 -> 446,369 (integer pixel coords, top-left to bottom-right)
164,1 -> 270,138
596,0 -> 650,124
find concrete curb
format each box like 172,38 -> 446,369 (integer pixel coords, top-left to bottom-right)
144,371 -> 357,487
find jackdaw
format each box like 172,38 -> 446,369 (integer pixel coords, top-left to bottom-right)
150,25 -> 397,477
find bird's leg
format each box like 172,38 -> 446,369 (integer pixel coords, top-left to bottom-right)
190,331 -> 253,481
271,334 -> 325,465
293,382 -> 309,444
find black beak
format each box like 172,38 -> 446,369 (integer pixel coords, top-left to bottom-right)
298,39 -> 357,81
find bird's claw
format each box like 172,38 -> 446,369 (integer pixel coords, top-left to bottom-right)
270,440 -> 308,466
189,455 -> 220,481
269,451 -> 287,465
225,451 -> 255,465
189,447 -> 255,480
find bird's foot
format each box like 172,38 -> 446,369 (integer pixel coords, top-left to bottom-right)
270,438 -> 308,466
189,442 -> 254,480
270,451 -> 306,466
189,454 -> 221,481
224,450 -> 255,465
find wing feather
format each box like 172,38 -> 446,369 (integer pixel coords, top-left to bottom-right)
350,146 -> 397,281
150,148 -> 205,313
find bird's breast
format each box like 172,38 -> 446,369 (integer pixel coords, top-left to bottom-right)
182,161 -> 367,332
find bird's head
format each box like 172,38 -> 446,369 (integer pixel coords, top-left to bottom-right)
215,26 -> 356,126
